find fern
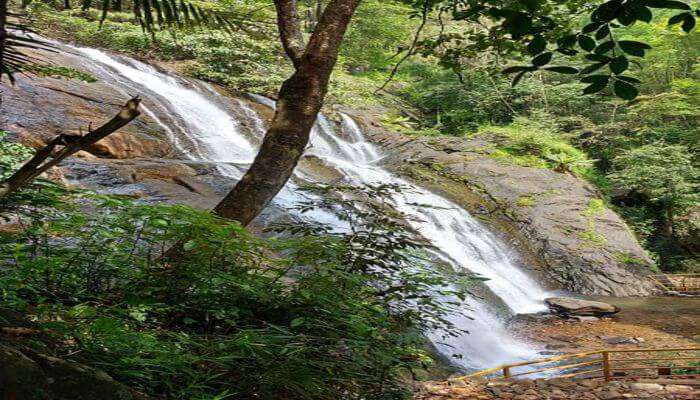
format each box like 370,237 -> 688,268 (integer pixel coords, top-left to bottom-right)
0,10 -> 53,83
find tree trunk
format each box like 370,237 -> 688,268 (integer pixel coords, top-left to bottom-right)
0,0 -> 7,74
112,0 -> 121,11
213,0 -> 361,225
661,202 -> 675,238
64,0 -> 71,9
0,98 -> 141,199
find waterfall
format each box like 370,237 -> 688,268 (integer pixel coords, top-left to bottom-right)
62,43 -> 551,370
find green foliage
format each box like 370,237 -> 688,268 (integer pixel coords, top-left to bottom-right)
169,31 -> 288,93
516,195 -> 536,207
400,62 -> 518,133
671,361 -> 700,375
0,183 -> 471,399
580,228 -> 607,247
24,64 -> 97,82
608,143 -> 698,270
583,199 -> 606,217
614,252 -> 648,266
479,114 -> 596,177
407,0 -> 698,99
34,8 -> 157,54
0,131 -> 33,179
33,8 -> 288,94
0,7 -> 51,83
609,144 -> 698,219
580,199 -> 608,247
341,1 -> 414,72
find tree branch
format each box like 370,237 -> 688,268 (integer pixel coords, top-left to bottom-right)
0,97 -> 141,199
303,0 -> 361,63
274,0 -> 305,68
375,5 -> 428,94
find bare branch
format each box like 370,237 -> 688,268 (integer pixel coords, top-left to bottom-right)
0,97 -> 141,199
274,0 -> 305,68
375,6 -> 428,94
303,0 -> 361,64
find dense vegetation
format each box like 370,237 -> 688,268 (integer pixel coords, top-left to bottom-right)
29,0 -> 697,271
1,136 -> 471,399
0,0 -> 697,398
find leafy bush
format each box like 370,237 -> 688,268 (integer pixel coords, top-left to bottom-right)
399,62 -> 518,133
479,113 -> 595,177
170,31 -> 288,93
0,131 -> 33,179
341,0 -> 414,72
0,183 -> 470,399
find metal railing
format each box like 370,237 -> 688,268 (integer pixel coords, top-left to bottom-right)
455,348 -> 700,382
649,273 -> 700,294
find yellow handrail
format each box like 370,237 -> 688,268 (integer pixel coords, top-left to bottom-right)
649,273 -> 700,292
451,347 -> 700,383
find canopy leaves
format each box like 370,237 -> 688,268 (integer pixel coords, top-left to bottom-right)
405,0 -> 698,100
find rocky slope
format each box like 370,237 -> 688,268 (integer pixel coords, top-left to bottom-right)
1,44 -> 655,296
0,47 -> 228,210
349,113 -> 657,296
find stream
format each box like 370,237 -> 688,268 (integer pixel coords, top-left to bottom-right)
56,42 -> 552,371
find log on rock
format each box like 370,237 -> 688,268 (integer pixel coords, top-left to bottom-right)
545,297 -> 620,317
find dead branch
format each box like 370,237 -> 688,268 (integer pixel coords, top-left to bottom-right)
375,6 -> 429,94
0,96 -> 141,199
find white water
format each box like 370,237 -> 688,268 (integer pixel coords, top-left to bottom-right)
65,44 -> 551,370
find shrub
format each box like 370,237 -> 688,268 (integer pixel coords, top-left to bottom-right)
0,183 -> 471,399
0,131 -> 33,179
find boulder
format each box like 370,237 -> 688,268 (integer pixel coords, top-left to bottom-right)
603,336 -> 637,345
0,309 -> 145,400
545,297 -> 620,317
570,315 -> 599,323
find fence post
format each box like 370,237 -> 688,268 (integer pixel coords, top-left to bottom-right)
602,351 -> 611,381
503,366 -> 510,379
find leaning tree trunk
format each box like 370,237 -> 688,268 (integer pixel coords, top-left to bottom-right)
213,0 -> 361,225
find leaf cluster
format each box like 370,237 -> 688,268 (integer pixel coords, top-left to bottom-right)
405,0 -> 697,100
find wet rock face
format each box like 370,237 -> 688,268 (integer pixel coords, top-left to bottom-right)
0,48 -> 223,210
351,114 -> 656,296
1,44 -> 655,296
0,64 -> 172,159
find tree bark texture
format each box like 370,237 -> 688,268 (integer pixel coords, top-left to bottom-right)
213,0 -> 361,225
0,0 -> 7,75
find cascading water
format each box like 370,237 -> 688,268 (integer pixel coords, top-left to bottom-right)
60,42 -> 551,370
